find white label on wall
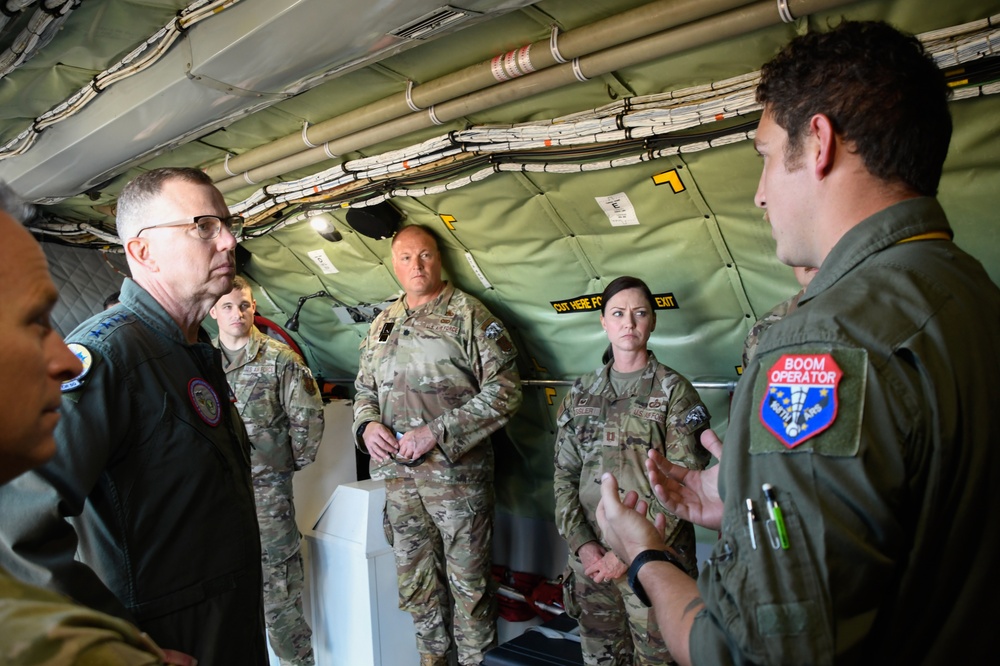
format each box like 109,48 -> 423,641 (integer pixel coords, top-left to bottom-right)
596,192 -> 640,227
465,252 -> 492,289
307,249 -> 339,275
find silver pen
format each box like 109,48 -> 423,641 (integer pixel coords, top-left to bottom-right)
746,498 -> 758,550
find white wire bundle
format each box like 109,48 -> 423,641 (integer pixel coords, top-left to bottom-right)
227,17 -> 1000,224
25,13 -> 1000,245
0,1 -> 37,33
0,0 -> 244,159
0,0 -> 77,78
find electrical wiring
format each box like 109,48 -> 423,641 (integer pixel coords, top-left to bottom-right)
218,70 -> 767,221
0,0 -> 78,79
26,12 -> 1000,247
0,0 -> 244,159
216,15 -> 998,232
0,1 -> 37,34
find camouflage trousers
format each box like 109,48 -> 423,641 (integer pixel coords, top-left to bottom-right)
385,476 -> 497,666
563,553 -> 673,666
263,549 -> 314,666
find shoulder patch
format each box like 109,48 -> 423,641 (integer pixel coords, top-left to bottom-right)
683,403 -> 710,432
480,317 -> 514,353
750,349 -> 866,456
61,343 -> 94,392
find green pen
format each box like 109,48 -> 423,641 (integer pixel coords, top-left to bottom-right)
762,483 -> 790,550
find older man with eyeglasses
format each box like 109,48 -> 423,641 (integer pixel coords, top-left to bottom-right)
0,167 -> 268,664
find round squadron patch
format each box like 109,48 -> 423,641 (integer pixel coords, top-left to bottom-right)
188,378 -> 221,426
61,343 -> 94,392
759,353 -> 842,449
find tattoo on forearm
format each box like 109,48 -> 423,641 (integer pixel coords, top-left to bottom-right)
683,596 -> 705,618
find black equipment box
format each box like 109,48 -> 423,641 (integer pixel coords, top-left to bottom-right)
483,614 -> 583,666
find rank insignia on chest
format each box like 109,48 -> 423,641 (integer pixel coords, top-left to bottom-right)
189,377 -> 222,426
759,353 -> 842,448
378,322 -> 394,342
61,343 -> 94,392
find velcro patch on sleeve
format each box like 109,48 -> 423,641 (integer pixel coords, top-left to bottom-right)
481,317 -> 514,354
750,348 -> 866,457
61,343 -> 94,393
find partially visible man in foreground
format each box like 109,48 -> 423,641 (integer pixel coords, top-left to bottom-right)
0,182 -> 184,664
0,168 -> 267,663
211,276 -> 325,666
598,20 -> 999,665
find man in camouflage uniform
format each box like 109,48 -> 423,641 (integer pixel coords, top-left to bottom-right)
353,224 -> 522,666
211,276 -> 325,666
741,265 -> 817,369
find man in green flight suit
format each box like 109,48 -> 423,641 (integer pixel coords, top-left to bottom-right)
598,20 -> 1000,665
211,275 -> 325,666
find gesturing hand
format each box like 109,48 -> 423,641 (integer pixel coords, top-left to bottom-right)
648,429 -> 724,530
596,473 -> 666,564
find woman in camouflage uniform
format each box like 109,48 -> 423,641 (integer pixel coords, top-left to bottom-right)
553,276 -> 711,666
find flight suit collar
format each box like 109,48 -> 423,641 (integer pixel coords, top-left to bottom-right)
119,278 -> 214,347
801,197 -> 952,308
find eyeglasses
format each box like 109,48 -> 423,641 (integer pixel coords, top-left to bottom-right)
135,214 -> 244,240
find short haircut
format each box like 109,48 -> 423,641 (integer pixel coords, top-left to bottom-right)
756,20 -> 952,196
391,224 -> 440,251
0,181 -> 33,224
231,275 -> 250,292
115,167 -> 215,241
103,291 -> 120,309
601,275 -> 656,315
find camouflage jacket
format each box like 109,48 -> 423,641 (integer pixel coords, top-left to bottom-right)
0,564 -> 164,664
553,352 -> 711,562
217,327 -> 325,560
353,283 -> 522,484
741,289 -> 805,370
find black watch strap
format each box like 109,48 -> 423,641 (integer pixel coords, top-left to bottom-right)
627,549 -> 682,607
356,421 -> 371,442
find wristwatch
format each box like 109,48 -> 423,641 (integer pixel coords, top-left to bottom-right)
355,421 -> 371,443
627,549 -> 683,607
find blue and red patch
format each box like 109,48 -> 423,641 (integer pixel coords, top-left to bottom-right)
759,353 -> 842,449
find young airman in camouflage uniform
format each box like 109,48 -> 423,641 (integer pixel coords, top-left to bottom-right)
554,277 -> 711,666
212,277 -> 325,666
354,225 -> 522,666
